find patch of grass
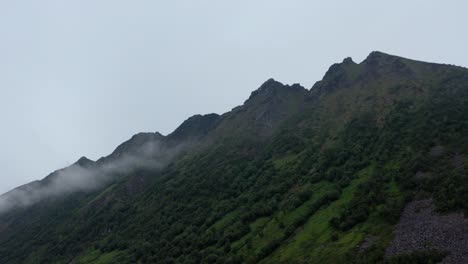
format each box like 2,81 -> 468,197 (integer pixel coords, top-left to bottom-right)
263,166 -> 374,263
231,181 -> 335,259
209,210 -> 238,232
76,250 -> 124,264
273,153 -> 300,170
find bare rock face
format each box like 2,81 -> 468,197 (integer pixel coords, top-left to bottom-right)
385,199 -> 468,264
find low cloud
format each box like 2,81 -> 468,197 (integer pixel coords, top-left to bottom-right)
0,138 -> 188,214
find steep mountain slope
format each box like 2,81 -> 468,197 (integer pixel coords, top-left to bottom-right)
0,52 -> 467,264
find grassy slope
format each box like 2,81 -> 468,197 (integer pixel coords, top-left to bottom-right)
265,167 -> 373,264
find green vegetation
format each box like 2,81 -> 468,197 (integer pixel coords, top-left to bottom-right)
0,52 -> 467,263
76,250 -> 125,264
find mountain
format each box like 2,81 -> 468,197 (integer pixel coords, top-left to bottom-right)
0,51 -> 467,264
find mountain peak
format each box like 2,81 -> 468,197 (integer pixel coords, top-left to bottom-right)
363,51 -> 400,65
342,57 -> 355,65
107,132 -> 165,160
247,78 -> 306,103
312,51 -> 418,93
311,57 -> 359,93
253,78 -> 286,96
168,113 -> 220,141
74,156 -> 94,167
366,50 -> 392,58
360,50 -> 419,78
260,78 -> 283,87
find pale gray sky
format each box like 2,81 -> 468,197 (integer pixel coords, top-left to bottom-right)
1,0 -> 467,194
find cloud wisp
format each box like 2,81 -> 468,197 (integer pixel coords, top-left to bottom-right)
0,137 -> 188,214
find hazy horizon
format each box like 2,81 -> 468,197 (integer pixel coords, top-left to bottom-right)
1,1 -> 468,194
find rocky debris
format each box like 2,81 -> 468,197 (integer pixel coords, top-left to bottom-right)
385,199 -> 468,263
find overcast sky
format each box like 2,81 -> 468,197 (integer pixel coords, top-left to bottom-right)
0,1 -> 467,194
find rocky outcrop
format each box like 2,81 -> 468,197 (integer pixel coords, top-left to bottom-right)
167,113 -> 220,142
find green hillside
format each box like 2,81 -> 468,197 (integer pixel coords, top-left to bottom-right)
0,52 -> 467,264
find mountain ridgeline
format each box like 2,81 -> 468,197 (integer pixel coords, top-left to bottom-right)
0,52 -> 467,264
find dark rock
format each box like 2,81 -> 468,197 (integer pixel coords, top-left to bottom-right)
362,51 -> 415,78
342,57 -> 355,65
167,113 -> 220,142
74,156 -> 94,168
104,132 -> 165,160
